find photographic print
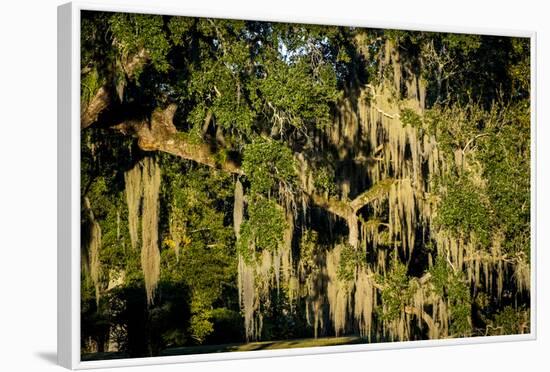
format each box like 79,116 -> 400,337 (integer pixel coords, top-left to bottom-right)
79,9 -> 531,361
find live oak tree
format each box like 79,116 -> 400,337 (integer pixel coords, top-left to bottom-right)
80,11 -> 531,357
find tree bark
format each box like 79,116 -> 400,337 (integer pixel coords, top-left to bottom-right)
310,178 -> 395,248
88,103 -> 395,246
113,105 -> 243,175
81,86 -> 111,129
404,305 -> 438,337
347,213 -> 359,248
81,48 -> 149,129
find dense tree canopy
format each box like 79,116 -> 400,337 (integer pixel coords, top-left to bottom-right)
80,11 -> 530,358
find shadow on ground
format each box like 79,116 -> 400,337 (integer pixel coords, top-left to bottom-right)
83,336 -> 368,361
35,351 -> 57,365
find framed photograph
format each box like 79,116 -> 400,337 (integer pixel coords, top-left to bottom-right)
58,2 -> 536,369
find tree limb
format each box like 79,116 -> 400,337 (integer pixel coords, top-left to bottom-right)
462,133 -> 490,155
113,104 -> 243,175
310,178 -> 395,248
350,178 -> 395,212
404,305 -> 437,335
309,193 -> 352,220
105,104 -> 396,248
81,48 -> 149,129
81,86 -> 111,129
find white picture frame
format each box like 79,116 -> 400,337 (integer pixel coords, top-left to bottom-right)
58,2 -> 537,369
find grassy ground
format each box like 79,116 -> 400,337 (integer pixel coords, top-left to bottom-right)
162,336 -> 366,355
82,336 -> 367,361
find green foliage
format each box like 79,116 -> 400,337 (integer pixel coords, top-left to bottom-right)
188,313 -> 214,343
508,38 -> 531,94
242,138 -> 296,195
81,67 -> 103,106
167,17 -> 195,46
422,103 -> 486,158
237,197 -> 288,260
187,289 -> 215,343
160,163 -> 236,345
256,57 -> 340,129
378,259 -> 416,321
388,30 -> 527,106
400,108 -> 423,129
478,103 -> 530,256
81,153 -> 238,351
415,98 -> 529,257
83,171 -> 140,285
489,306 -> 529,335
337,244 -> 363,282
81,11 -> 113,73
441,34 -> 482,54
314,166 -> 337,196
250,198 -> 287,251
299,229 -> 320,273
447,276 -> 472,336
429,257 -> 450,297
429,258 -> 472,336
187,56 -> 256,134
436,176 -> 492,245
109,13 -> 170,73
175,19 -> 343,140
425,100 -> 529,256
235,223 -> 255,264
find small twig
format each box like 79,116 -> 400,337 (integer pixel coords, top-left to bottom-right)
462,133 -> 490,155
373,105 -> 400,119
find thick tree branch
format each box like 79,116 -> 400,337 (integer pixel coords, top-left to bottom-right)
350,178 -> 395,212
107,104 -> 396,248
404,305 -> 437,335
311,179 -> 395,248
310,193 -> 352,220
310,178 -> 396,220
81,86 -> 111,129
113,104 -> 243,175
81,49 -> 149,129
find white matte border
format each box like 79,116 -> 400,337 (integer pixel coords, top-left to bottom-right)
57,1 -> 537,369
